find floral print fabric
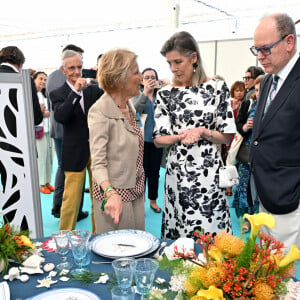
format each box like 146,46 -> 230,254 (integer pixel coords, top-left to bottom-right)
153,79 -> 236,239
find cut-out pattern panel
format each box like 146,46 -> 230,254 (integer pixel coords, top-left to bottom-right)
0,72 -> 43,238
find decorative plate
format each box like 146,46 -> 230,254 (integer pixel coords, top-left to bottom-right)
92,229 -> 159,259
27,288 -> 100,300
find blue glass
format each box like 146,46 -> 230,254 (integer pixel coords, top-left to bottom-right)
68,230 -> 91,275
250,34 -> 288,56
52,230 -> 72,270
131,258 -> 159,299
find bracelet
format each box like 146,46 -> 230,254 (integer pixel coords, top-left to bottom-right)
104,190 -> 119,201
101,200 -> 106,211
208,130 -> 213,141
104,186 -> 114,194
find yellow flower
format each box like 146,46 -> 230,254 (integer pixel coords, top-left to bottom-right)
19,235 -> 35,249
278,245 -> 300,268
197,286 -> 225,300
208,246 -> 222,263
243,212 -> 275,239
253,279 -> 274,300
214,230 -> 244,257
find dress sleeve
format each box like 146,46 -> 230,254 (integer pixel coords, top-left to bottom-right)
215,80 -> 236,134
153,88 -> 173,139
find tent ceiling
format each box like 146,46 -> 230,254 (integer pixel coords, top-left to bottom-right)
1,0 -> 299,42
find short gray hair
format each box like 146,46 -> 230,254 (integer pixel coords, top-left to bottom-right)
61,50 -> 82,66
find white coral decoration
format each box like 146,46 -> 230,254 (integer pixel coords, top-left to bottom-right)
169,273 -> 187,293
7,267 -> 20,281
94,273 -> 109,284
148,287 -> 168,299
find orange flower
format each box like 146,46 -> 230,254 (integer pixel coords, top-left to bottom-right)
253,279 -> 274,300
214,231 -> 244,257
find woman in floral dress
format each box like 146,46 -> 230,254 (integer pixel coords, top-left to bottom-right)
153,31 -> 236,239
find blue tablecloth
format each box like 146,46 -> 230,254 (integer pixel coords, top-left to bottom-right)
2,236 -> 172,300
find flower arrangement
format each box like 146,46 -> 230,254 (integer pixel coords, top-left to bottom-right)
149,212 -> 300,300
0,222 -> 35,274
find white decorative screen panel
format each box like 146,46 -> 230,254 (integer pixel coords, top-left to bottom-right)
0,70 -> 43,238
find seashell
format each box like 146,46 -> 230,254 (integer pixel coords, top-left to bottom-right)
19,266 -> 43,275
60,276 -> 70,282
43,263 -> 55,272
49,271 -> 57,277
22,254 -> 45,268
20,274 -> 30,282
94,274 -> 109,284
3,275 -> 9,280
59,269 -> 69,276
8,267 -> 20,281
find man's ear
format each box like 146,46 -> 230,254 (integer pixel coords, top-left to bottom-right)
60,65 -> 65,75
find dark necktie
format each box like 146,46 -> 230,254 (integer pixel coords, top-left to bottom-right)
264,75 -> 279,115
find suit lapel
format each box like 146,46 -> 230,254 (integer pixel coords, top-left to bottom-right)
252,74 -> 272,137
261,58 -> 300,128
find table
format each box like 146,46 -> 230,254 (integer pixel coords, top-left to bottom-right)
1,236 -> 172,300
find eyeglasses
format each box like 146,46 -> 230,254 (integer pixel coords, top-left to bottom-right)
250,34 -> 288,56
143,76 -> 156,80
243,76 -> 253,81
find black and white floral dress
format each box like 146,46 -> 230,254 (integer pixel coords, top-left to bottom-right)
153,79 -> 236,239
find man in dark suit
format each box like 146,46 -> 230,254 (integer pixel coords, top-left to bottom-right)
0,46 -> 43,127
47,44 -> 88,220
50,50 -> 103,231
250,13 -> 300,249
0,46 -> 43,221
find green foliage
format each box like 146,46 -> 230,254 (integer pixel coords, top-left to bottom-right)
0,222 -> 32,274
236,237 -> 256,269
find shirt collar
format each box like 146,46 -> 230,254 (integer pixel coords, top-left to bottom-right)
276,52 -> 299,83
1,62 -> 19,72
66,80 -> 82,96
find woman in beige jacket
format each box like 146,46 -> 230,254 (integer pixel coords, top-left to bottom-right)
88,48 -> 145,234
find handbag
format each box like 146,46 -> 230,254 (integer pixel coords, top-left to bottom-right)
236,144 -> 250,163
219,165 -> 239,188
35,126 -> 44,139
226,132 -> 244,166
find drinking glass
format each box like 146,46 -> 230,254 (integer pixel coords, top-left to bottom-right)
112,257 -> 135,290
131,258 -> 159,299
52,230 -> 72,270
68,230 -> 91,274
111,286 -> 135,300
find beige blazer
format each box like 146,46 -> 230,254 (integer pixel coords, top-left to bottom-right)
88,92 -> 139,189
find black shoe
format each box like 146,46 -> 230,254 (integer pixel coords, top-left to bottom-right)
84,188 -> 90,193
52,208 -> 61,218
53,212 -> 60,218
77,211 -> 89,221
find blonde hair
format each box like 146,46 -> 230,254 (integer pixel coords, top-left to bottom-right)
97,48 -> 137,93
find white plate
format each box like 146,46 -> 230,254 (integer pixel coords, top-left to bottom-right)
27,288 -> 100,300
92,229 -> 159,259
0,281 -> 10,300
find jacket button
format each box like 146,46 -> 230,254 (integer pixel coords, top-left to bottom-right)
254,141 -> 258,145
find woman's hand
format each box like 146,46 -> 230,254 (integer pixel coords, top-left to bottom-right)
104,193 -> 123,224
179,128 -> 203,145
143,79 -> 156,95
243,118 -> 253,132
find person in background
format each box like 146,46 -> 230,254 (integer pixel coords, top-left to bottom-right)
47,44 -> 88,220
50,50 -> 103,231
33,71 -> 54,194
230,81 -> 246,118
0,46 -> 43,229
224,80 -> 246,196
243,66 -> 264,101
88,48 -> 145,233
132,67 -> 163,213
153,31 -> 236,239
233,75 -> 264,233
250,13 -> 300,250
0,46 -> 43,127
